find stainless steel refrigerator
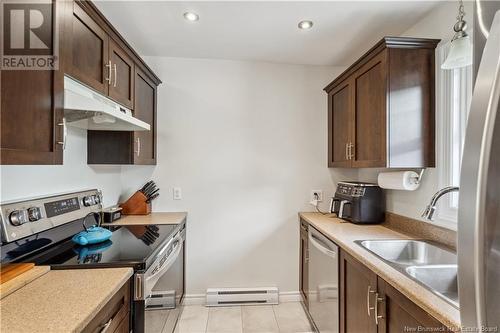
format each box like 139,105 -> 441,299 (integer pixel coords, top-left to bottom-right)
458,1 -> 500,330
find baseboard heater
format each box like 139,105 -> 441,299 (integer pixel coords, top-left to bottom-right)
206,287 -> 279,306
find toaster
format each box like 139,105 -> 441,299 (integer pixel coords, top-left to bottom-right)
329,181 -> 385,224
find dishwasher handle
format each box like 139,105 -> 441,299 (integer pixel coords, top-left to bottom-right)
309,232 -> 337,258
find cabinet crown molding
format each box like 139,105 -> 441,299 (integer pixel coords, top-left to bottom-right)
324,36 -> 440,93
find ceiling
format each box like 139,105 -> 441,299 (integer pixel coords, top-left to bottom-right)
94,1 -> 441,66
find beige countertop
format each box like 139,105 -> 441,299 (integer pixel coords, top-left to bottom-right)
102,211 -> 187,226
299,212 -> 460,331
0,268 -> 133,333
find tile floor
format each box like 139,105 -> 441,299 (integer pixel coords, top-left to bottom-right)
147,302 -> 314,333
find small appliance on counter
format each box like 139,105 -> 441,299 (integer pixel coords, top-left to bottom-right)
329,181 -> 385,224
102,206 -> 122,223
120,181 -> 160,215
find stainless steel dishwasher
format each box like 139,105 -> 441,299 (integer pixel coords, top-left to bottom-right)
308,225 -> 339,333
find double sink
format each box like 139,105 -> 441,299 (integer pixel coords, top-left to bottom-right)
356,239 -> 459,308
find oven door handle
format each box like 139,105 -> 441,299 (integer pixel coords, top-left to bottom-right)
142,237 -> 183,299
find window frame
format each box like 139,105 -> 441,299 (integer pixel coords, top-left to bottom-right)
435,41 -> 473,229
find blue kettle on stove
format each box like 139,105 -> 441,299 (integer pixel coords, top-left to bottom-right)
72,212 -> 112,246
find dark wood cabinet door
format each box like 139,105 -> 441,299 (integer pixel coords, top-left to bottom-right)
108,40 -> 134,109
376,278 -> 449,333
1,0 -> 64,165
113,313 -> 130,333
340,251 -> 378,333
328,80 -> 352,167
299,221 -> 309,305
351,51 -> 387,168
82,280 -> 130,333
133,68 -> 157,164
65,1 -> 108,93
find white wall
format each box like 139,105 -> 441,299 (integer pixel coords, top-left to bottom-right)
119,57 -> 353,297
0,128 -> 123,207
357,0 -> 473,230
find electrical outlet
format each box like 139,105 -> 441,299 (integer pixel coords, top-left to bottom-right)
173,187 -> 182,200
311,190 -> 323,202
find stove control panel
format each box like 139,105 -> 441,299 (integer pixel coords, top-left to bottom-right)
82,194 -> 100,207
0,189 -> 102,243
9,210 -> 29,226
28,207 -> 43,222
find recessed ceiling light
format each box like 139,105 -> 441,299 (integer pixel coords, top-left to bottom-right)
298,20 -> 313,30
183,12 -> 199,22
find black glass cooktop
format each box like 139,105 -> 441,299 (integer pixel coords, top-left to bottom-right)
2,222 -> 179,271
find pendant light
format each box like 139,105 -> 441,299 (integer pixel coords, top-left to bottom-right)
441,0 -> 472,70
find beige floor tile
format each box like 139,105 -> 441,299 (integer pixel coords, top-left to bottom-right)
242,305 -> 279,333
145,309 -> 170,333
206,306 -> 243,333
272,303 -> 313,333
175,305 -> 209,333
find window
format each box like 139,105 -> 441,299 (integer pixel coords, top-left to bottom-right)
435,42 -> 473,226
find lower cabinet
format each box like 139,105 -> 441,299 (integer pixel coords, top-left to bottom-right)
299,221 -> 309,305
82,280 -> 131,333
339,249 -> 378,333
339,251 -> 449,333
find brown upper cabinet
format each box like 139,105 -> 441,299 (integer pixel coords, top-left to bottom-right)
133,68 -> 157,164
1,0 -> 161,165
65,1 -> 109,94
0,0 -> 64,165
324,37 -> 440,168
65,1 -> 136,109
108,39 -> 135,109
87,67 -> 158,165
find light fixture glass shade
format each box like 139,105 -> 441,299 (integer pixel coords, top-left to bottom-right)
441,35 -> 473,69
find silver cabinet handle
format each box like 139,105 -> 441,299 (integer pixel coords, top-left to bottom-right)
349,142 -> 355,160
374,292 -> 384,325
105,61 -> 112,84
57,117 -> 67,150
367,286 -> 375,316
100,318 -> 112,333
134,137 -> 141,156
113,63 -> 117,87
345,143 -> 349,160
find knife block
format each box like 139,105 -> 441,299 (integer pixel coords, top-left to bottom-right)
119,191 -> 151,215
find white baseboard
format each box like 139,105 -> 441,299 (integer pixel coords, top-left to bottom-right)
182,294 -> 206,306
182,291 -> 303,306
278,291 -> 302,303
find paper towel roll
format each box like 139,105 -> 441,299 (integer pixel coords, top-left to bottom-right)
377,171 -> 420,191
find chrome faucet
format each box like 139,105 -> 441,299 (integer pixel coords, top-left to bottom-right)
422,186 -> 460,221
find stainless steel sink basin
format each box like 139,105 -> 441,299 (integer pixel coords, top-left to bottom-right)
355,239 -> 459,308
358,240 -> 456,266
406,265 -> 459,308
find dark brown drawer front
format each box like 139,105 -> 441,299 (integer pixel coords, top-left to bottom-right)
82,280 -> 130,333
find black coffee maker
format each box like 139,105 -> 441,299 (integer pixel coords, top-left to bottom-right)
329,181 -> 385,224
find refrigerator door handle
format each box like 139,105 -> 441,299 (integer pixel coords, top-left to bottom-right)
458,10 -> 500,329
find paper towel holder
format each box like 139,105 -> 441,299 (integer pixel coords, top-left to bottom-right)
411,169 -> 426,185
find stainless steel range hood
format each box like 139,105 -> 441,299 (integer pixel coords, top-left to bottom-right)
63,76 -> 150,131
